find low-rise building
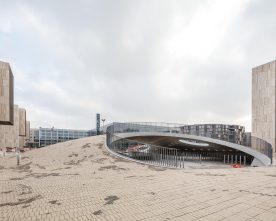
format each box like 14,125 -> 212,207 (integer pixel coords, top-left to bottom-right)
29,127 -> 96,147
180,124 -> 245,144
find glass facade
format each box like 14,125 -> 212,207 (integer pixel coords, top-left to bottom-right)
180,124 -> 245,144
31,127 -> 96,147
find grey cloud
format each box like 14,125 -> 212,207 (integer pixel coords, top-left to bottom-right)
0,0 -> 276,130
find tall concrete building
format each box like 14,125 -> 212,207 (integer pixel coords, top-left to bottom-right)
0,61 -> 14,125
30,127 -> 96,147
252,60 -> 276,152
26,121 -> 30,142
19,108 -> 26,136
0,105 -> 29,148
0,105 -> 20,148
19,108 -> 26,147
1,60 -> 31,149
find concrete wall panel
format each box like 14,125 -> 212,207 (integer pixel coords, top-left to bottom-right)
0,61 -> 14,125
2,105 -> 19,148
26,121 -> 30,140
19,108 -> 26,136
252,60 -> 276,152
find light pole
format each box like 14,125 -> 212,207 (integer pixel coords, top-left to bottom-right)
101,119 -> 106,134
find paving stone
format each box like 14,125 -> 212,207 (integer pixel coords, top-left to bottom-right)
1,135 -> 276,220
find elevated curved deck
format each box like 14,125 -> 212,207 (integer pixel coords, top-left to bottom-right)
112,132 -> 271,166
107,122 -> 272,167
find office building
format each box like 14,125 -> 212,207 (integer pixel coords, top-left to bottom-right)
180,124 -> 245,144
30,127 -> 96,147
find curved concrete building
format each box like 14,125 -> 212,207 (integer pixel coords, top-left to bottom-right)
106,122 -> 272,167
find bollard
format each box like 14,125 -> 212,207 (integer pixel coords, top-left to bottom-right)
168,148 -> 170,167
16,149 -> 20,166
162,148 -> 166,166
173,149 -> 175,167
156,149 -> 158,165
162,148 -> 164,166
160,148 -> 162,166
244,155 -> 246,166
170,149 -> 172,167
166,148 -> 167,166
157,149 -> 159,165
167,149 -> 169,167
149,148 -> 151,163
166,148 -> 168,167
160,148 -> 162,165
153,149 -> 155,164
172,149 -> 174,167
176,150 -> 178,167
174,149 -> 176,167
155,150 -> 158,165
164,148 -> 166,166
166,148 -> 168,166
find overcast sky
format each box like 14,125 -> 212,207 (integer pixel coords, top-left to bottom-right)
0,0 -> 276,131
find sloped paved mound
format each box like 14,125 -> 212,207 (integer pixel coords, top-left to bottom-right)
1,135 -> 276,220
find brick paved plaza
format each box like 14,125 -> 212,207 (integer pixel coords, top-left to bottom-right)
1,135 -> 276,221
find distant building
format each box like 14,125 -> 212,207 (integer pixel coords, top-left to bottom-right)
252,60 -> 276,152
19,108 -> 26,148
96,113 -> 100,135
180,124 -> 245,144
25,121 -> 30,144
30,127 -> 97,147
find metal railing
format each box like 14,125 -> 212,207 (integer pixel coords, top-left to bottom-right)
109,134 -> 183,168
106,122 -> 273,167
